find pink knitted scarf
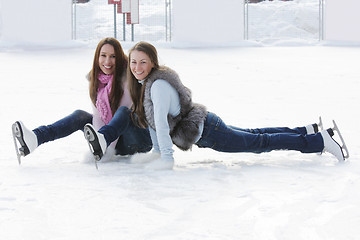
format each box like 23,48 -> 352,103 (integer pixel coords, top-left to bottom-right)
96,72 -> 113,124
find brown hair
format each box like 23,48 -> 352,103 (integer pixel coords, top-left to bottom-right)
128,41 -> 159,128
89,37 -> 128,115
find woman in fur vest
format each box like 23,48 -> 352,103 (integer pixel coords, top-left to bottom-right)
12,38 -> 152,164
84,41 -> 348,169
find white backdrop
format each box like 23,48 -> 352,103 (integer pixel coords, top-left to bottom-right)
0,0 -> 72,44
325,0 -> 360,42
1,0 -> 360,46
172,0 -> 244,45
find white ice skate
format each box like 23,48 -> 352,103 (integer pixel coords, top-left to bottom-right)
12,121 -> 38,164
84,124 -> 107,169
306,116 -> 323,134
320,120 -> 349,162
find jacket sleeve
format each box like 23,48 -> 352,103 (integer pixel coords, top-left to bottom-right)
151,80 -> 181,162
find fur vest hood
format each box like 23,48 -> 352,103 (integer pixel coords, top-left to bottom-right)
143,66 -> 207,151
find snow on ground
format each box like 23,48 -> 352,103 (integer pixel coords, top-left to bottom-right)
1,45 -> 360,240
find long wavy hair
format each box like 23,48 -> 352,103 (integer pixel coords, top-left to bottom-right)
89,37 -> 128,115
128,41 -> 159,128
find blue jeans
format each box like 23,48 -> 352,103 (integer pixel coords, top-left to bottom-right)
33,107 -> 152,156
195,112 -> 324,154
34,109 -> 92,145
97,106 -> 152,155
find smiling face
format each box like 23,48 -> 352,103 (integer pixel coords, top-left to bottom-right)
98,44 -> 116,75
129,50 -> 154,81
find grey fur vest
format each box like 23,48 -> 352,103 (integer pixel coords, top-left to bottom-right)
143,66 -> 207,151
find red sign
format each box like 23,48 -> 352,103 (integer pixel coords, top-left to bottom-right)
126,13 -> 131,24
108,0 -> 121,4
117,4 -> 122,13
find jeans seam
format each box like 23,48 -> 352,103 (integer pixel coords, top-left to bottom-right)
214,117 -> 221,130
259,134 -> 264,149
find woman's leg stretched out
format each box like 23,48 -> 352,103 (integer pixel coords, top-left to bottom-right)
13,110 -> 93,156
195,112 -> 324,154
228,123 -> 319,136
34,110 -> 92,145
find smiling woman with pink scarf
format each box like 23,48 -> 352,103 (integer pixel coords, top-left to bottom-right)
12,38 -> 152,164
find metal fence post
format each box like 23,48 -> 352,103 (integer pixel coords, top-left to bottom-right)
72,0 -> 77,40
169,0 -> 172,41
319,0 -> 324,41
131,24 -> 134,41
123,14 -> 126,41
114,4 -> 117,39
165,0 -> 168,41
165,0 -> 172,41
244,0 -> 248,40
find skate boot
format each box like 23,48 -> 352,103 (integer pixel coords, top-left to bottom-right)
84,124 -> 107,162
320,120 -> 349,162
12,121 -> 38,164
306,116 -> 323,134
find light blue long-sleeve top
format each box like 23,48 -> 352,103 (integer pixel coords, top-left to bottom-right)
149,79 -> 181,161
148,79 -> 204,161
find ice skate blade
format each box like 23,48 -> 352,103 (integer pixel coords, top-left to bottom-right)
86,141 -> 100,170
12,123 -> 22,165
11,122 -> 28,164
94,158 -> 99,170
316,116 -> 323,156
84,126 -> 103,170
86,141 -> 102,160
318,116 -> 323,131
332,120 -> 349,160
12,121 -> 31,155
